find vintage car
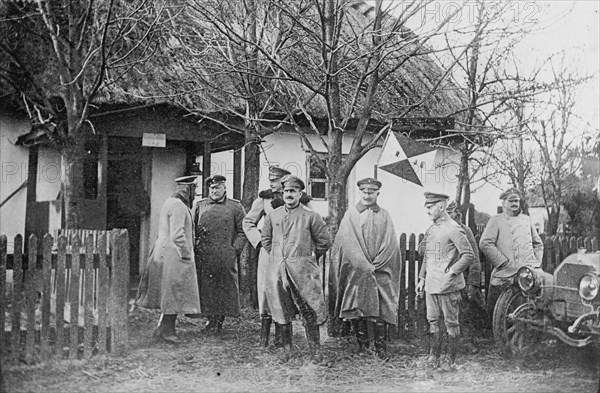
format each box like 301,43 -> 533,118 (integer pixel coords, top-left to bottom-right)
493,250 -> 600,354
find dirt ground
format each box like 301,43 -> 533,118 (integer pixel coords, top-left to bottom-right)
3,307 -> 599,393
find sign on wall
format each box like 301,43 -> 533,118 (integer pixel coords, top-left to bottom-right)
142,133 -> 166,147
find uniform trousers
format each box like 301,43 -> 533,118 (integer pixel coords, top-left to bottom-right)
426,291 -> 461,336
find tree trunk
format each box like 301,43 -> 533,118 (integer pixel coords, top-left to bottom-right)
239,131 -> 260,308
61,140 -> 86,229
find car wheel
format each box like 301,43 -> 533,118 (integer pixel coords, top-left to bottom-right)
492,286 -> 526,347
506,303 -> 543,356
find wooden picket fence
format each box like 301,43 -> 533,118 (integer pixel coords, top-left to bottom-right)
394,233 -> 599,340
0,229 -> 129,364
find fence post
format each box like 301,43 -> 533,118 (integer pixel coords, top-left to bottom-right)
55,236 -> 66,359
84,235 -> 95,358
397,233 -> 407,339
97,233 -> 109,355
25,234 -> 37,364
69,235 -> 81,360
407,234 -> 417,339
11,235 -> 23,363
40,234 -> 53,360
109,229 -> 129,356
0,235 -> 6,361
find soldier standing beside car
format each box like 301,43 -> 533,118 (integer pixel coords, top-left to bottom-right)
135,175 -> 201,344
261,175 -> 331,363
479,187 -> 544,323
192,175 -> 247,334
243,166 -> 311,348
416,192 -> 475,368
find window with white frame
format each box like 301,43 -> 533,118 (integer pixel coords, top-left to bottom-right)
307,153 -> 328,200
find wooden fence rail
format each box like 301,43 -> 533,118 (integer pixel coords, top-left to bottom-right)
0,229 -> 129,364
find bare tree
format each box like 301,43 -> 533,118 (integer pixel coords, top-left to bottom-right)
530,59 -> 596,234
432,0 -> 556,211
0,0 -> 167,228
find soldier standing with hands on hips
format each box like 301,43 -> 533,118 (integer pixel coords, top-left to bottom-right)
416,192 -> 474,368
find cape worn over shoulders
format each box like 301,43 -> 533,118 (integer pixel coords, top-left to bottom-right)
328,206 -> 401,330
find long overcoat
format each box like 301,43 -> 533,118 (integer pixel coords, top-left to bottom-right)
261,204 -> 331,324
136,197 -> 201,314
243,190 -> 311,316
193,197 -> 246,317
242,193 -> 279,316
329,203 -> 402,325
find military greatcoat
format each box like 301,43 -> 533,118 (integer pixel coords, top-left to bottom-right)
193,197 -> 247,317
329,202 -> 402,325
136,196 -> 201,314
261,204 -> 331,324
243,190 -> 311,316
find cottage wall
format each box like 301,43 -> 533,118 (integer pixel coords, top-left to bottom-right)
255,131 -> 463,237
0,113 -> 29,249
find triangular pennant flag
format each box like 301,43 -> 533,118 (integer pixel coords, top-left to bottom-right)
380,160 -> 422,186
377,131 -> 437,187
378,130 -> 407,167
395,133 -> 436,157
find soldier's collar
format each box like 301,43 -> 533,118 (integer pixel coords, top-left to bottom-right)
356,201 -> 380,213
208,194 -> 227,204
433,214 -> 449,225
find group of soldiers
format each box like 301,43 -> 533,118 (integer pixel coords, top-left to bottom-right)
135,166 -> 544,367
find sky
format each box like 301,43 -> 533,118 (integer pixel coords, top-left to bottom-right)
380,0 -> 600,215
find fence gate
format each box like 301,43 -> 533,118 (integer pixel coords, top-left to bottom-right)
0,229 -> 129,364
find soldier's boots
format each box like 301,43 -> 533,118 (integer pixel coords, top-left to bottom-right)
373,321 -> 388,359
447,334 -> 460,366
354,319 -> 369,352
204,315 -> 217,333
277,322 -> 294,363
259,316 -> 272,348
215,315 -> 225,335
427,331 -> 443,368
155,314 -> 186,344
305,322 -> 323,363
204,315 -> 224,334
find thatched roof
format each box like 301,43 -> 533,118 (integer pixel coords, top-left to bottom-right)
2,0 -> 472,136
98,1 -> 471,127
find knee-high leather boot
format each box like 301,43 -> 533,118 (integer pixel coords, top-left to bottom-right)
156,314 -> 185,344
278,322 -> 293,363
215,315 -> 225,334
447,334 -> 460,365
427,331 -> 443,367
260,316 -> 272,348
305,322 -> 323,363
353,319 -> 369,351
373,321 -> 388,359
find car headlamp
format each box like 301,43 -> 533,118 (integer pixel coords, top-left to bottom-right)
517,266 -> 536,292
578,273 -> 599,301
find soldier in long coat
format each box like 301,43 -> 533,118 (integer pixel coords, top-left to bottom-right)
329,178 -> 401,359
192,175 -> 247,333
261,175 -> 331,362
136,175 -> 201,344
479,187 -> 543,321
416,192 -> 475,367
242,166 -> 311,347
